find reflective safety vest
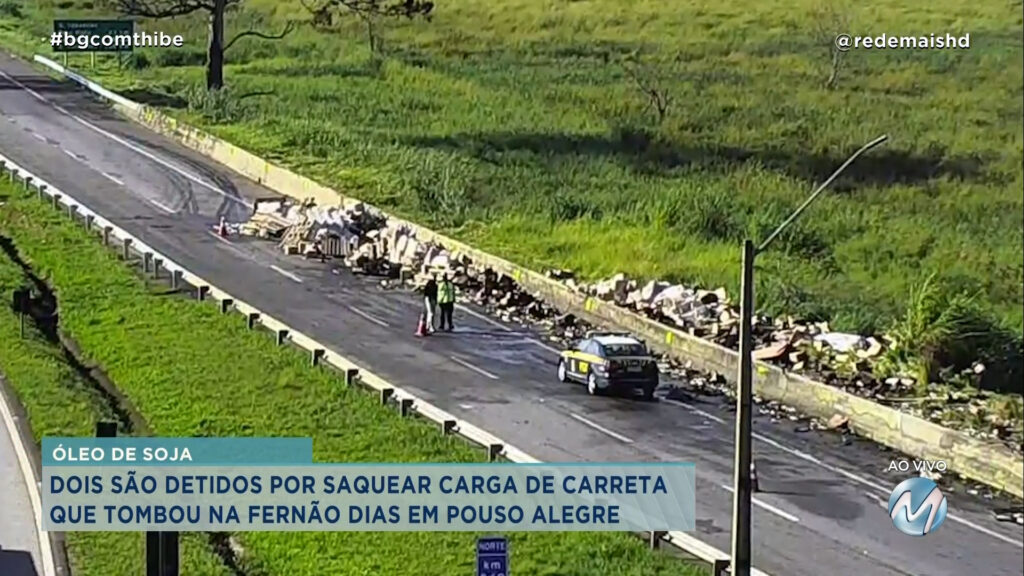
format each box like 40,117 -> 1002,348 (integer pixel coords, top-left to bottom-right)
438,281 -> 455,304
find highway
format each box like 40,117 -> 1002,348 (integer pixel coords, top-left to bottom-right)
1,52 -> 1022,575
0,377 -> 44,576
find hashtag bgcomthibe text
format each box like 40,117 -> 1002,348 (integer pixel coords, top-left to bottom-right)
50,31 -> 184,50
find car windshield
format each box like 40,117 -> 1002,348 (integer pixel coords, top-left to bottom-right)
603,343 -> 647,357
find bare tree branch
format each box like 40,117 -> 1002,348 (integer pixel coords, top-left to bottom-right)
300,0 -> 434,52
109,0 -> 279,89
811,0 -> 852,89
237,89 -> 276,99
110,0 -> 211,18
299,0 -> 334,28
305,0 -> 434,20
623,58 -> 672,125
224,20 -> 296,51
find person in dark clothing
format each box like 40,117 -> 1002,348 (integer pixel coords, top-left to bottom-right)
438,273 -> 456,331
422,275 -> 438,333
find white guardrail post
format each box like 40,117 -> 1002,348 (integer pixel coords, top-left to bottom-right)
2,146 -> 759,576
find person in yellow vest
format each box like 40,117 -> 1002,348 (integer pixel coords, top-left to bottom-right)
437,273 -> 456,331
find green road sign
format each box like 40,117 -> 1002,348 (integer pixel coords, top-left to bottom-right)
53,20 -> 135,53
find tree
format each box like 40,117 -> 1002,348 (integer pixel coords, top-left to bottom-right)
110,1 -> 295,90
811,0 -> 852,90
622,57 -> 672,126
300,0 -> 434,54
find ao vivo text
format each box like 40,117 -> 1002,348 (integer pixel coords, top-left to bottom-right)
886,459 -> 947,473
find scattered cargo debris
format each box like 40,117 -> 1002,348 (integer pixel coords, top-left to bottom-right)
566,271 -> 1021,453
232,197 -> 1022,455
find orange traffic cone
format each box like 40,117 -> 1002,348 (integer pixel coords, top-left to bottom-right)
217,217 -> 228,237
415,313 -> 428,337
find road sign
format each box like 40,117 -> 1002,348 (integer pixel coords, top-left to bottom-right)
11,287 -> 30,313
476,536 -> 508,576
53,19 -> 135,53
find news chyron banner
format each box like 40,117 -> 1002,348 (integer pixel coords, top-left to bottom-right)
43,438 -> 696,532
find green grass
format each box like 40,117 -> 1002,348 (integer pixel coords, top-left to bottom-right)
3,0 -> 1021,344
0,214 -> 237,574
2,0 -> 1021,387
0,180 -> 705,574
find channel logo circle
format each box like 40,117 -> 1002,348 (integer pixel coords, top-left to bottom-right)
887,477 -> 947,536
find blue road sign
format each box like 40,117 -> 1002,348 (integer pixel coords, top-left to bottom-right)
477,536 -> 508,576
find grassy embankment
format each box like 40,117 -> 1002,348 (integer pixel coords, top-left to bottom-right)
0,180 -> 704,574
3,0 -> 1021,340
0,202 -> 233,572
3,0 -> 1023,406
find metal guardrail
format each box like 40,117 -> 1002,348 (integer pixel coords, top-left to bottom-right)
28,51 -> 1024,502
1,152 -> 769,576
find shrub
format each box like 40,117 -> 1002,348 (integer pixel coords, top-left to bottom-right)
129,52 -> 150,70
0,1 -> 22,18
155,49 -> 207,68
184,83 -> 243,123
677,189 -> 740,242
882,273 -> 1024,393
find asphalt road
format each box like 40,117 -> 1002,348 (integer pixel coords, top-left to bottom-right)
1,52 -> 1021,576
0,380 -> 43,576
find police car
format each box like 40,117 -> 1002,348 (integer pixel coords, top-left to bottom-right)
557,331 -> 659,400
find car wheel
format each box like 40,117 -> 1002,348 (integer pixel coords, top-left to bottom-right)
642,384 -> 656,402
557,360 -> 569,383
587,373 -> 601,396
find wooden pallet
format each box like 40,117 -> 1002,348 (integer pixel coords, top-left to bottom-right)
278,219 -> 312,253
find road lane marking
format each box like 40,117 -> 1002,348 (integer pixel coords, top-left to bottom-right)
205,232 -> 258,262
148,199 -> 176,214
456,304 -> 511,331
719,484 -> 801,523
0,69 -> 253,209
10,63 -> 1017,552
570,412 -> 634,444
207,231 -> 233,245
449,355 -> 499,380
529,338 -> 563,354
63,149 -> 81,161
456,303 -> 562,354
33,133 -> 47,143
669,397 -> 1024,548
940,507 -> 1024,547
0,376 -> 58,576
661,398 -> 727,424
102,172 -> 124,186
866,492 -> 887,510
270,265 -> 303,283
749,430 -> 1023,547
70,114 -> 254,207
348,305 -> 389,328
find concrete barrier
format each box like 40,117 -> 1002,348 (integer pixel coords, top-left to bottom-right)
29,54 -> 1024,499
0,151 -> 760,576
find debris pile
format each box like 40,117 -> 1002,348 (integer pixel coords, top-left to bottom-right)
233,199 -> 1021,455
383,228 -> 590,342
563,271 -> 1022,453
238,198 -> 386,263
238,198 -> 299,239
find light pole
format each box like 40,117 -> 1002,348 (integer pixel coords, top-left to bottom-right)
729,134 -> 888,576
